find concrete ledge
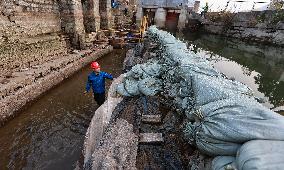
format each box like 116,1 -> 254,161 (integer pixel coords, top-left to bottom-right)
0,45 -> 113,126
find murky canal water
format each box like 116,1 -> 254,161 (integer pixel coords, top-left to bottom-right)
176,32 -> 284,111
1,32 -> 284,170
0,49 -> 126,169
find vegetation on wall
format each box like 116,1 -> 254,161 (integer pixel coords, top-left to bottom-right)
207,8 -> 284,30
207,11 -> 236,31
204,1 -> 238,31
271,10 -> 284,25
257,2 -> 284,25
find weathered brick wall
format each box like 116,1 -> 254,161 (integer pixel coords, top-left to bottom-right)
203,10 -> 284,47
0,0 -> 69,75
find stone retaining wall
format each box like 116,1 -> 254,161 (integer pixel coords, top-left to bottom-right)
0,0 -> 69,75
0,0 -> 61,38
0,0 -> 113,75
0,45 -> 113,126
0,34 -> 69,76
203,10 -> 284,46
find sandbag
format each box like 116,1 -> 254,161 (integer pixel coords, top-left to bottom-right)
211,156 -> 236,170
126,61 -> 161,79
117,77 -> 162,97
126,64 -> 145,79
236,140 -> 284,170
191,74 -> 252,107
117,61 -> 162,97
140,61 -> 161,77
171,72 -> 251,114
124,78 -> 140,96
183,95 -> 284,156
138,77 -> 162,96
116,83 -> 132,97
177,63 -> 221,78
162,40 -> 187,50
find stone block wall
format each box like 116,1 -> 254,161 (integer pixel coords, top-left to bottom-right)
203,10 -> 284,47
56,0 -> 86,49
99,0 -> 112,29
0,35 -> 68,75
0,0 -> 69,75
0,0 -> 113,76
82,0 -> 100,33
0,0 -> 61,38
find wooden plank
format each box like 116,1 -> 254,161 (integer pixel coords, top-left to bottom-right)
142,114 -> 161,123
139,133 -> 164,144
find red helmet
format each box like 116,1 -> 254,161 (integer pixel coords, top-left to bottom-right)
91,61 -> 100,69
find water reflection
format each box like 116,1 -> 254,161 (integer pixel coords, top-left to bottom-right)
177,32 -> 284,109
0,49 -> 125,169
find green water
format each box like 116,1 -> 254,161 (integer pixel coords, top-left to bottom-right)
177,32 -> 284,111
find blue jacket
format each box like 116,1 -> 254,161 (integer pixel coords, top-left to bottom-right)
86,71 -> 113,94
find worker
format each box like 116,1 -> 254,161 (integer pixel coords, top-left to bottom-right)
201,2 -> 209,18
85,61 -> 113,106
124,7 -> 128,16
126,31 -> 134,38
132,11 -> 137,25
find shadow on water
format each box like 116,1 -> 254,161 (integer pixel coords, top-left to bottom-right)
0,49 -> 126,169
175,31 -> 284,110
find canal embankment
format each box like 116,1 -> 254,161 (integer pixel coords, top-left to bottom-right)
202,10 -> 284,47
0,45 -> 113,126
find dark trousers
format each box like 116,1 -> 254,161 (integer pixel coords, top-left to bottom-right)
93,92 -> 105,106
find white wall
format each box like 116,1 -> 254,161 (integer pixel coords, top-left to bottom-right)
198,0 -> 271,13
